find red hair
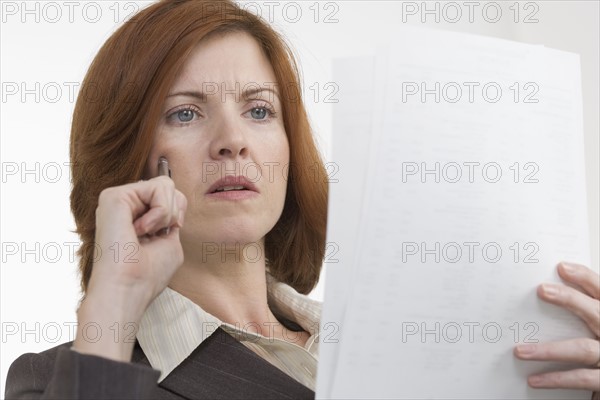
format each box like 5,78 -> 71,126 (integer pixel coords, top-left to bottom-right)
70,0 -> 328,297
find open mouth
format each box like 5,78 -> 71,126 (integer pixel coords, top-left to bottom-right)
206,176 -> 259,195
212,185 -> 249,193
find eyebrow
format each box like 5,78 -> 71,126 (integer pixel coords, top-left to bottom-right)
166,87 -> 280,102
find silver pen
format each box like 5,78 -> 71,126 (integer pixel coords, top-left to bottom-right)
156,156 -> 171,236
158,156 -> 171,178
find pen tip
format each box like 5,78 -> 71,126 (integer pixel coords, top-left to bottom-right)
157,156 -> 171,177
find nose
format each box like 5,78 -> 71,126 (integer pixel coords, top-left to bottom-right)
208,114 -> 249,160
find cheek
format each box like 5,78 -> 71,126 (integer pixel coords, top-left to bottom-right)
276,151 -> 290,200
141,158 -> 157,180
142,142 -> 167,180
144,125 -> 194,178
276,133 -> 290,171
146,140 -> 195,180
271,139 -> 290,189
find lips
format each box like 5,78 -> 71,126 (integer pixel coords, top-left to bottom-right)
206,175 -> 259,195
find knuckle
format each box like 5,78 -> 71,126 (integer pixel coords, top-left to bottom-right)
584,300 -> 600,326
98,187 -> 116,203
583,370 -> 600,388
96,187 -> 122,214
157,204 -> 171,217
578,339 -> 597,356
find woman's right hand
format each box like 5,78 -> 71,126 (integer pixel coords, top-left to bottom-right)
90,175 -> 187,303
72,174 -> 187,362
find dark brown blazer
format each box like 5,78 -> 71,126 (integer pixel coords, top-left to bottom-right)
5,327 -> 315,399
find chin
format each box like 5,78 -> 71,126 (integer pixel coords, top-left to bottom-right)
181,223 -> 269,248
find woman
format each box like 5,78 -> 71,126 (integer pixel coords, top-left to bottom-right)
6,0 -> 326,398
4,0 -> 599,398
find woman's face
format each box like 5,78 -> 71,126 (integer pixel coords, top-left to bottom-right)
144,31 -> 289,251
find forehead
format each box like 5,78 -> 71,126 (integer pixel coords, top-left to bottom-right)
170,31 -> 277,92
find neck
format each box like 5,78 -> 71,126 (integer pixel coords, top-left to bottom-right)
168,239 -> 281,337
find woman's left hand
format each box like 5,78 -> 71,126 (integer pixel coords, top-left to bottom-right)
514,262 -> 600,393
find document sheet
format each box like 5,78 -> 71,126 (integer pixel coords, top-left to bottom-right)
317,27 -> 594,399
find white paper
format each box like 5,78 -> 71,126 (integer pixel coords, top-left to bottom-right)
317,27 -> 594,400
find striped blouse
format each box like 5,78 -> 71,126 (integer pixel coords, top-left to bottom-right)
136,272 -> 322,391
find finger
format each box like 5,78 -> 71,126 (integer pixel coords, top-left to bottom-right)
156,188 -> 179,236
153,157 -> 175,235
106,176 -> 174,220
130,177 -> 175,235
515,338 -> 600,365
528,368 -> 600,391
134,205 -> 171,236
175,190 -> 187,227
171,188 -> 179,226
149,186 -> 188,236
538,283 -> 600,336
558,261 -> 600,300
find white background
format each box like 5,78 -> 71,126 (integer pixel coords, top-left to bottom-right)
1,1 -> 598,396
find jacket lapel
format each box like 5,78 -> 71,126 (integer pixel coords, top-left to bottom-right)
132,327 -> 315,399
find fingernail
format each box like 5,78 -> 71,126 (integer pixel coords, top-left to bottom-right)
541,284 -> 558,297
560,262 -> 575,274
529,375 -> 544,387
516,344 -> 536,356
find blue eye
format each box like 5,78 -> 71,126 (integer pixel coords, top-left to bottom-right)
176,109 -> 195,122
247,103 -> 277,123
166,105 -> 200,125
250,107 -> 267,120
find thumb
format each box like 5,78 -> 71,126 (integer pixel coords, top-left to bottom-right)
143,226 -> 184,268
